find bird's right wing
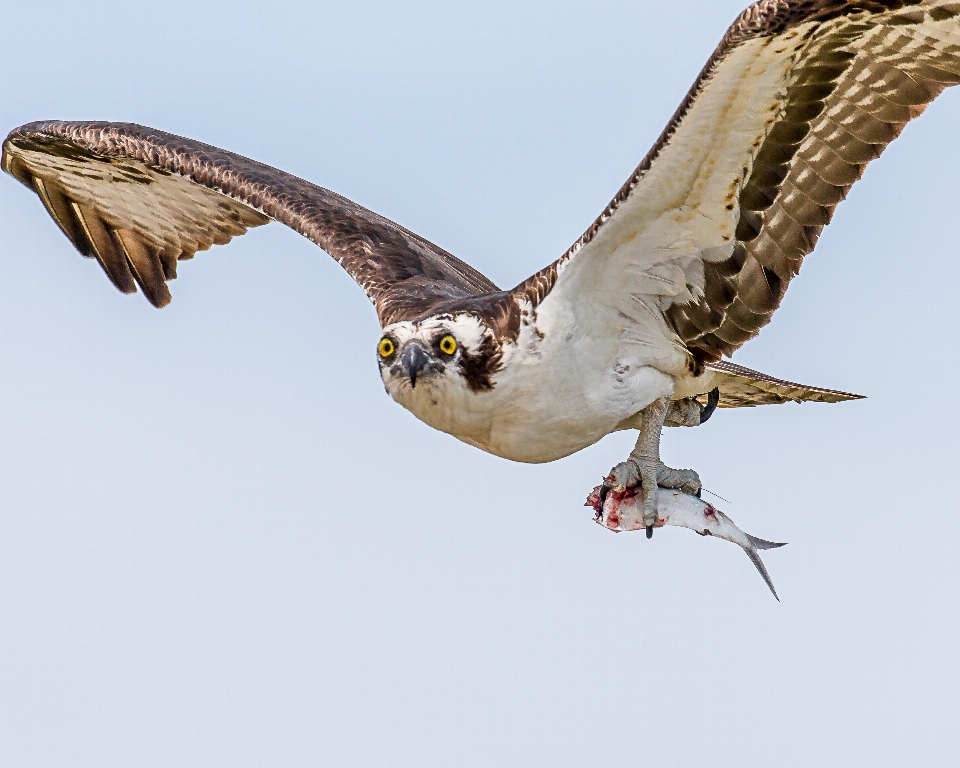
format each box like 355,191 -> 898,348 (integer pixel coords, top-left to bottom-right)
3,121 -> 498,321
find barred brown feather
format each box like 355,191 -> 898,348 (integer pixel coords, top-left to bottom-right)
5,1 -> 960,381
2,122 -> 497,319
512,0 -> 960,365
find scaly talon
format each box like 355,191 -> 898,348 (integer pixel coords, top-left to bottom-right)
604,460 -> 640,492
631,455 -> 661,529
597,394 -> 706,539
656,463 -> 701,496
599,460 -> 640,524
698,387 -> 720,424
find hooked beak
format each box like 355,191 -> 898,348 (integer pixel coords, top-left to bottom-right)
399,342 -> 431,388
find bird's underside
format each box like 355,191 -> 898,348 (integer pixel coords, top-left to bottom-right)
3,0 -> 958,542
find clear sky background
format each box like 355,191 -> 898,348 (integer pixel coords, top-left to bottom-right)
2,1 -> 959,766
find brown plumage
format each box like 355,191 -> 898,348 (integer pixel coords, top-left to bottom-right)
513,0 -> 960,364
4,1 -> 958,409
705,360 -> 864,407
2,122 -> 497,320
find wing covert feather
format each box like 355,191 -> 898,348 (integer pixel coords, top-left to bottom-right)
511,0 -> 960,369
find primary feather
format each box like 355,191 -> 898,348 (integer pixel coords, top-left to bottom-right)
2,122 -> 496,318
6,1 -> 953,426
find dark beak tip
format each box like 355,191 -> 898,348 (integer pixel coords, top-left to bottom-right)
400,343 -> 431,388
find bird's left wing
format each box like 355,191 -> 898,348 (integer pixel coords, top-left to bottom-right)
510,1 -> 960,371
2,121 -> 498,321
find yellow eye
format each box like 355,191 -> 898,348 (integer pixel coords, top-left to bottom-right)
438,335 -> 457,355
378,337 -> 395,358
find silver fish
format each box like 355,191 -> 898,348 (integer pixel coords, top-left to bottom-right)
586,485 -> 786,600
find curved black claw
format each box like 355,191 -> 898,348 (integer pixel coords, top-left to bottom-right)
645,525 -> 653,539
598,482 -> 611,511
698,387 -> 720,425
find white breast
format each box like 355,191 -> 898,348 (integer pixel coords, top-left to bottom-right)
389,304 -> 676,464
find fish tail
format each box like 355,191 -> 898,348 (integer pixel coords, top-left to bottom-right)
746,533 -> 787,551
741,546 -> 781,602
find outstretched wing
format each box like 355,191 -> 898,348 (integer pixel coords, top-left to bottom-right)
2,121 -> 497,322
512,0 -> 960,369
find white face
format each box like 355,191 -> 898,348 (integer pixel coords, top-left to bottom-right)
376,314 -> 498,433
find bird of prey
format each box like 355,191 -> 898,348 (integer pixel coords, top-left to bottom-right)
4,0 -> 958,536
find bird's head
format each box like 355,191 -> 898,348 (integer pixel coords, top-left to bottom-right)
376,313 -> 502,402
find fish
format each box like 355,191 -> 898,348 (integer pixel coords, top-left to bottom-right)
586,485 -> 787,601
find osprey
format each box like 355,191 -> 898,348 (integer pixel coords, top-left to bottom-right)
4,0 -> 958,535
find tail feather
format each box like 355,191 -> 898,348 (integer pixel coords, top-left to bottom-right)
705,360 -> 864,408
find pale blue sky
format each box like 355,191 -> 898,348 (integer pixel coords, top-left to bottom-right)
2,1 -> 959,766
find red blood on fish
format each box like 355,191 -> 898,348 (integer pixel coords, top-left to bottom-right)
585,487 -> 604,514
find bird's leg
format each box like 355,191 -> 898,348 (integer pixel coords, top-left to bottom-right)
664,388 -> 720,428
601,395 -> 702,538
629,396 -> 672,535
